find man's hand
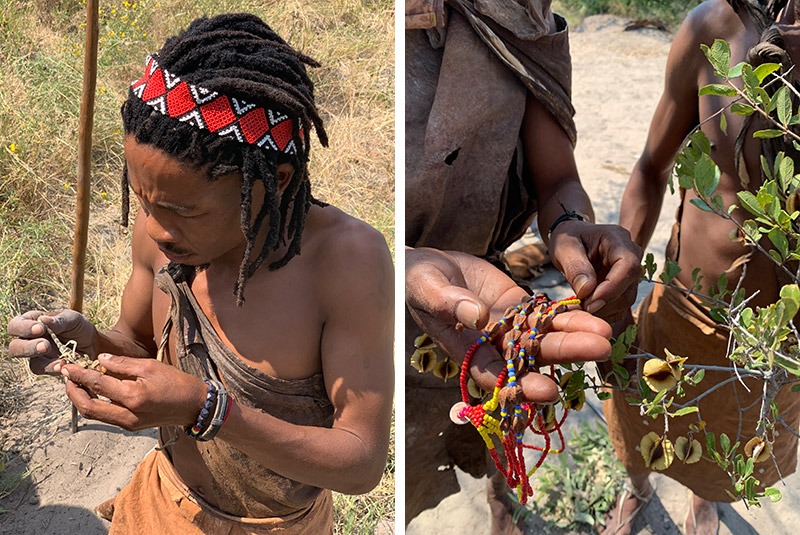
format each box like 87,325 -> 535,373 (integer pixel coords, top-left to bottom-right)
7,310 -> 99,375
406,247 -> 612,403
60,355 -> 207,431
548,220 -> 642,323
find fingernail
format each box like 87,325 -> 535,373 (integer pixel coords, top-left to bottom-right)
36,341 -> 48,354
53,363 -> 61,373
99,353 -> 110,361
61,368 -> 70,379
572,274 -> 590,296
586,299 -> 606,314
31,323 -> 44,336
455,300 -> 481,330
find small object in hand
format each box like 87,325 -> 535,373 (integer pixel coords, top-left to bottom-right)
39,320 -> 107,374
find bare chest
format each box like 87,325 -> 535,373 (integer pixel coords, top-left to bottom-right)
150,264 -> 326,380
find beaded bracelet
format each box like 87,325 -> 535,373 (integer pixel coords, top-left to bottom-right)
197,381 -> 233,442
449,293 -> 580,504
185,379 -> 219,438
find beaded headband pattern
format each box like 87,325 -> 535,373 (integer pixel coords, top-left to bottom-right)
131,55 -> 302,154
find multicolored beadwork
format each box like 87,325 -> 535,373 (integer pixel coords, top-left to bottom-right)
131,55 -> 303,154
452,293 -> 581,504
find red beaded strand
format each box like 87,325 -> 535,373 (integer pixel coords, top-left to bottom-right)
449,293 -> 581,505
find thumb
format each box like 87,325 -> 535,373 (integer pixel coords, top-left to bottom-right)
407,268 -> 489,331
552,244 -> 597,300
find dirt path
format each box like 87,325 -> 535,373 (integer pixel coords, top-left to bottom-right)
407,14 -> 800,535
0,376 -> 156,534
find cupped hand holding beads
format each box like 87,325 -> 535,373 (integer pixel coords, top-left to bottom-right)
406,247 -> 612,403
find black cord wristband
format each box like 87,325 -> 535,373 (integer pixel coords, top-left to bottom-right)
547,211 -> 586,239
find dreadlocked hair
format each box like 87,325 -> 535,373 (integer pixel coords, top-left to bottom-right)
121,13 -> 328,306
730,1 -> 799,183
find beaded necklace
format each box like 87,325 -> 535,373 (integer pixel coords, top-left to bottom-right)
449,293 -> 580,504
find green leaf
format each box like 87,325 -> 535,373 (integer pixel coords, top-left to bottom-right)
701,40 -> 731,78
731,102 -> 755,116
692,369 -> 705,384
720,433 -> 731,453
672,406 -> 700,417
753,129 -> 785,139
699,84 -> 737,97
780,284 -> 800,319
761,155 -> 774,180
659,258 -> 682,285
720,112 -> 728,135
742,63 -> 759,93
690,198 -> 713,212
643,252 -> 657,280
728,62 -> 745,78
765,487 -> 782,502
768,227 -> 789,259
774,86 -> 792,126
597,391 -> 611,400
791,383 -> 800,392
754,62 -> 781,83
737,191 -> 764,216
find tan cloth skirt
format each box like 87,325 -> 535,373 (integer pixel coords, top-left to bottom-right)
604,282 -> 800,502
109,449 -> 333,534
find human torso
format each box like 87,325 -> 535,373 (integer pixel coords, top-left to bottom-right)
678,2 -> 782,308
146,204 -> 337,514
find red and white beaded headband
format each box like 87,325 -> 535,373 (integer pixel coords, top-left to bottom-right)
131,55 -> 303,154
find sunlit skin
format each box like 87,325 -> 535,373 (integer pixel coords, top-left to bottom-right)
612,2 -> 800,534
8,135 -> 394,500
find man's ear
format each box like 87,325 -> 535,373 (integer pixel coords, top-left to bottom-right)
276,163 -> 295,194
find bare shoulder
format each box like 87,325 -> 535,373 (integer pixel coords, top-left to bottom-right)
684,0 -> 739,36
303,204 -> 393,293
663,0 -> 746,89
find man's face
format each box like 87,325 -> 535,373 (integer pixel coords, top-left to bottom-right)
123,135 -> 293,267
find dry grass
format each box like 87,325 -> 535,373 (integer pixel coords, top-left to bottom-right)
0,0 -> 394,530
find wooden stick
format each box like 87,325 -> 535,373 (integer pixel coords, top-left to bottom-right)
70,0 -> 99,434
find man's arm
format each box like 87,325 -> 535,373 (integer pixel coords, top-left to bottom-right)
619,11 -> 705,249
98,207 -> 158,358
215,223 -> 394,493
8,208 -> 158,372
521,94 -> 641,321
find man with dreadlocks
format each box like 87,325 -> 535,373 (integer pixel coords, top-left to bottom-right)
606,1 -> 800,533
7,13 -> 393,534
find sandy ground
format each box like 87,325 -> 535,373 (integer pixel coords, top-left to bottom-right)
0,378 -> 156,534
407,14 -> 800,535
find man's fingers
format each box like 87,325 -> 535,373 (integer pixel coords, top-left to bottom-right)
96,354 -> 147,380
537,331 -> 611,365
7,312 -> 47,338
407,264 -> 489,331
550,238 -> 598,300
585,252 -> 641,314
61,364 -> 131,404
8,337 -> 54,359
65,379 -> 134,428
29,356 -> 64,376
549,310 -> 613,339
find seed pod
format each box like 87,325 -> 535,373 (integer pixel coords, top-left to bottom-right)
566,390 -> 586,412
432,357 -> 459,382
643,358 -> 678,392
467,377 -> 487,400
744,436 -> 773,463
531,403 -> 557,432
640,432 -> 675,470
787,188 -> 800,214
674,436 -> 702,464
410,348 -> 437,373
414,333 -> 436,350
